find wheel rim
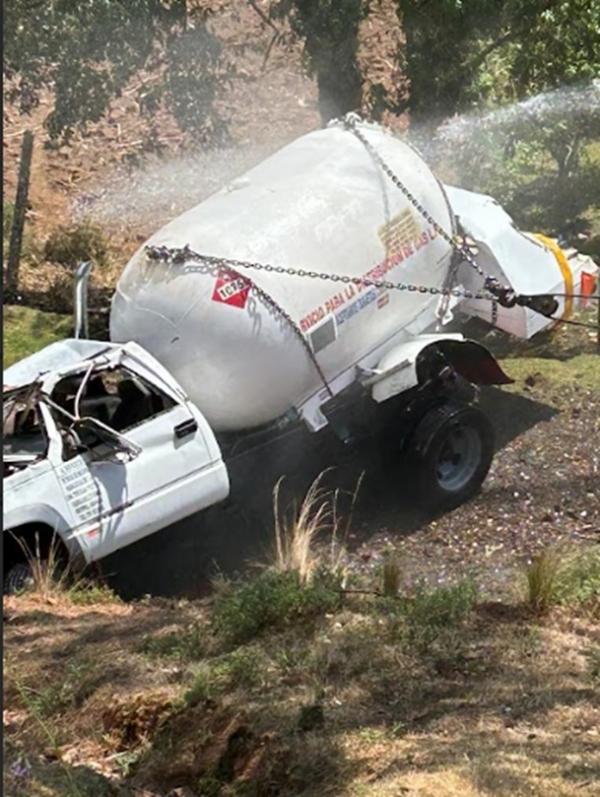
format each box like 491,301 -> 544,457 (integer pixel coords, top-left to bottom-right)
435,426 -> 482,493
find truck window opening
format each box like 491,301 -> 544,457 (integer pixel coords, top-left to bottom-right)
3,396 -> 48,475
51,366 -> 176,448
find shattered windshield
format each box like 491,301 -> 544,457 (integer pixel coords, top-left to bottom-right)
3,389 -> 48,460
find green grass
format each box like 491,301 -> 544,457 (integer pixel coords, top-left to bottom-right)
211,568 -> 342,645
139,622 -> 208,662
502,353 -> 600,394
460,305 -> 600,405
3,305 -> 73,369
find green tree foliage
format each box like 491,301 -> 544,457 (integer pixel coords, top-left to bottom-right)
273,1 -> 599,126
396,0 -> 504,123
497,0 -> 600,98
272,0 -> 370,123
3,0 -> 230,144
396,0 -> 600,125
396,1 -> 600,236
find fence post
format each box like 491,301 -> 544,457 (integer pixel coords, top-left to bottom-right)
6,130 -> 35,298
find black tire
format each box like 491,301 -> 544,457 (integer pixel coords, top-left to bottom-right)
408,402 -> 495,513
4,562 -> 35,595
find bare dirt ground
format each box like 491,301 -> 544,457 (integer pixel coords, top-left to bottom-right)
355,376 -> 599,593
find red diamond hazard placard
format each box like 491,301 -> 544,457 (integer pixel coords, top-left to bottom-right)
212,268 -> 251,309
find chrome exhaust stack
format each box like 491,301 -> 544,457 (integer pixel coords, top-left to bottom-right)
74,260 -> 93,339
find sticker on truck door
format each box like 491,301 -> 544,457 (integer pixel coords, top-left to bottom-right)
57,457 -> 102,524
212,268 -> 251,309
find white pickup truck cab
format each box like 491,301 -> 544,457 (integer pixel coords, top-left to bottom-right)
3,339 -> 229,591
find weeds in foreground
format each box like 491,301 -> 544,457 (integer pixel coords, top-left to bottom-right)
554,546 -> 600,611
8,545 -> 600,797
212,569 -> 342,644
8,530 -> 118,606
526,544 -> 600,615
183,646 -> 271,705
211,473 -> 358,644
67,580 -> 119,605
374,578 -> 478,651
140,621 -> 208,662
10,656 -> 96,720
406,579 -> 478,631
183,660 -> 230,705
10,672 -> 89,797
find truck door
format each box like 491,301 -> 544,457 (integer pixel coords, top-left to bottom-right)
52,364 -> 229,561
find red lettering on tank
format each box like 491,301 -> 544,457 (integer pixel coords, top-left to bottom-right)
415,231 -> 429,250
299,228 -> 439,333
300,306 -> 325,331
325,293 -> 345,313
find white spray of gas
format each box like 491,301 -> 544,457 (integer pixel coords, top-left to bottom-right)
411,81 -> 600,180
72,139 -> 293,235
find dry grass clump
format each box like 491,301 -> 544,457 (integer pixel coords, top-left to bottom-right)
380,557 -> 402,597
526,545 -> 563,614
43,221 -> 109,269
272,474 -> 333,585
6,532 -> 70,599
525,543 -> 600,616
271,470 -> 357,586
5,529 -> 117,607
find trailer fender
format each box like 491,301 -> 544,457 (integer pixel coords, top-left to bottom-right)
362,334 -> 512,404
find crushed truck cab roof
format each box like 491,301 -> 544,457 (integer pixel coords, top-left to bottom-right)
3,339 -> 117,391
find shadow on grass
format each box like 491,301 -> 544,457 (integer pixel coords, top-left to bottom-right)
309,606 -> 598,796
5,563 -> 598,797
130,699 -> 359,797
4,757 -> 116,797
126,600 -> 598,797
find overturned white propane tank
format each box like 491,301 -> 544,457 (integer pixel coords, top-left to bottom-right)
110,120 -> 456,432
